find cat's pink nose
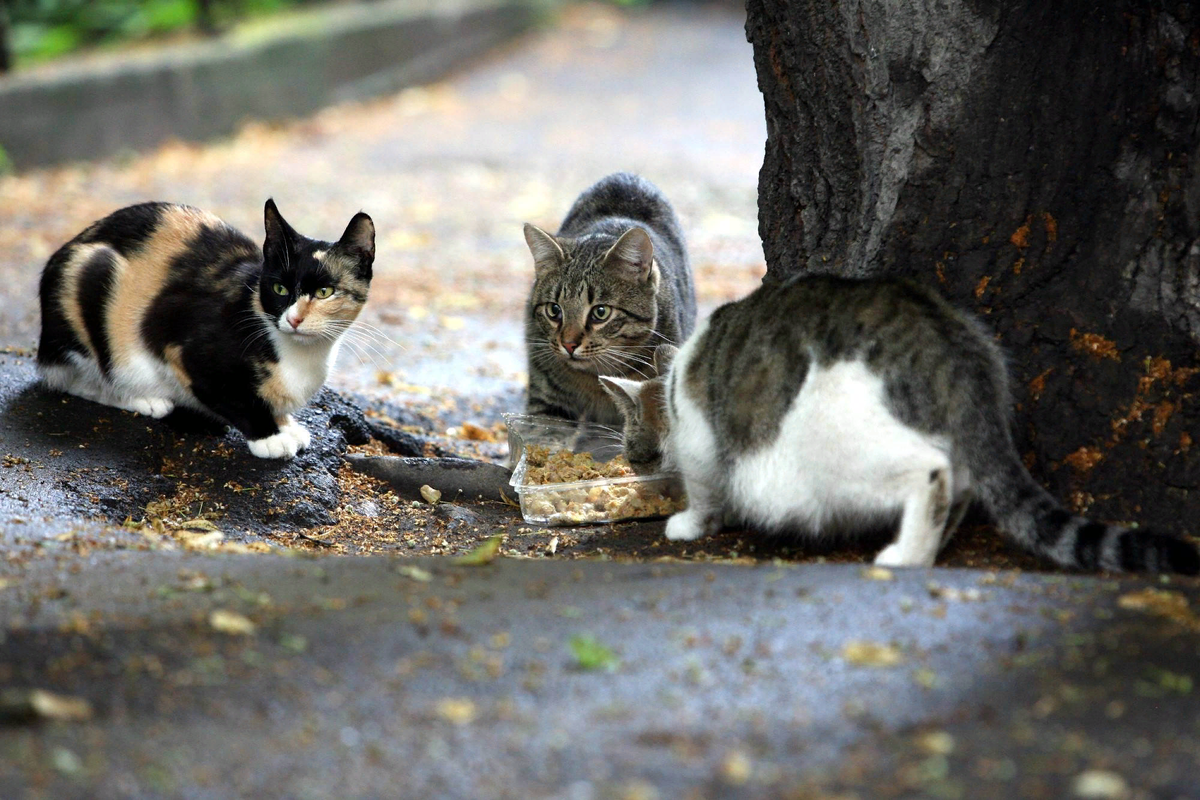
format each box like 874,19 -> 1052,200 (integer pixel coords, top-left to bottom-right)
563,342 -> 579,355
287,314 -> 303,329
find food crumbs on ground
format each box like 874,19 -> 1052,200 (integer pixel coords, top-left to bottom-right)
521,445 -> 685,524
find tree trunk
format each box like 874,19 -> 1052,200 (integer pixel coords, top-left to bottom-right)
746,0 -> 1200,536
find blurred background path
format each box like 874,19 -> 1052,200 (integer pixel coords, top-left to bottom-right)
0,1 -> 766,414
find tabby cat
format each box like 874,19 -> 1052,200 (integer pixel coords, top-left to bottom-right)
524,172 -> 696,425
38,200 -> 374,459
601,275 -> 1199,573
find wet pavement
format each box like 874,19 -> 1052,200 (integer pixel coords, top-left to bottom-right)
1,2 -> 1199,797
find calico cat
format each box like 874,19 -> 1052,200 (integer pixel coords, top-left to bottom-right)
601,275 -> 1200,574
38,199 -> 374,459
523,172 -> 696,425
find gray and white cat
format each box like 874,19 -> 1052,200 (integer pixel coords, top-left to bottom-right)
523,172 -> 696,425
601,275 -> 1199,573
38,200 -> 374,459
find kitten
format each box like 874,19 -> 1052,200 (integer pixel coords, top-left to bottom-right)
38,199 -> 375,459
523,172 -> 696,425
601,275 -> 1199,574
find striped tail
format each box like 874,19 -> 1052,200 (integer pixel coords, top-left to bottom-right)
975,453 -> 1199,575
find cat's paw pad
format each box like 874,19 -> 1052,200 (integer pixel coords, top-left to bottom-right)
129,397 -> 175,418
665,511 -> 706,542
873,543 -> 933,568
247,424 -> 310,459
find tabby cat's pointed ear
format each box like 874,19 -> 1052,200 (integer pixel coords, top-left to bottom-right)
599,376 -> 643,419
338,212 -> 375,262
602,227 -> 655,282
653,344 -> 679,375
524,223 -> 564,273
263,198 -> 297,252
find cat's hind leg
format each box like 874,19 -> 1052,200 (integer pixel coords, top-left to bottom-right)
665,471 -> 723,542
874,466 -> 954,568
39,356 -> 130,410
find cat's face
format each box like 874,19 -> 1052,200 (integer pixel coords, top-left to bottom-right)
524,223 -> 660,376
259,200 -> 375,345
600,345 -> 679,474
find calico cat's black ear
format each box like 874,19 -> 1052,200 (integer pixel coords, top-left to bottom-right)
337,212 -> 375,264
602,227 -> 655,282
653,344 -> 679,375
263,198 -> 298,256
524,223 -> 564,273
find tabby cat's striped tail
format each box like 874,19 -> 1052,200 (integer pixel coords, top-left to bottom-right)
976,454 -> 1199,575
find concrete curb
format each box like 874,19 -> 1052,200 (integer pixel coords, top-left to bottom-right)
0,0 -> 546,170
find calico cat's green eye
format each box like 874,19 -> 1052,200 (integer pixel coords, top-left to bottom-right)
546,303 -> 562,320
272,282 -> 289,296
314,287 -> 334,299
590,305 -> 612,322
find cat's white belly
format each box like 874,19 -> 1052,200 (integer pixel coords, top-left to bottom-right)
725,360 -> 953,535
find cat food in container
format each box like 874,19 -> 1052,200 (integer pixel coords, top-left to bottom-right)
504,414 -> 686,526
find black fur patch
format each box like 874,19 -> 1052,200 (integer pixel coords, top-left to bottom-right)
1037,508 -> 1074,547
1072,522 -> 1108,570
76,248 -> 119,376
37,249 -> 86,366
81,203 -> 166,256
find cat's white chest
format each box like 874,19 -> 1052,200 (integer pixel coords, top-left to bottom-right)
267,336 -> 338,413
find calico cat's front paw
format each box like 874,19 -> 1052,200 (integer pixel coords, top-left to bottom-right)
128,397 -> 175,419
247,421 -> 310,459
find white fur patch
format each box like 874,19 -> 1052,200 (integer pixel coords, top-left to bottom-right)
667,345 -> 964,566
247,415 -> 311,459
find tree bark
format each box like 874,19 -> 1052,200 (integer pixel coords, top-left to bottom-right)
746,0 -> 1200,536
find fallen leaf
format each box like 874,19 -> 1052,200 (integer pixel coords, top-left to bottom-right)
862,566 -> 893,581
1072,769 -> 1130,799
420,485 -> 442,505
435,698 -> 477,725
454,535 -> 503,566
180,518 -> 220,532
459,422 -> 496,442
209,609 -> 256,636
0,689 -> 93,723
397,565 -> 433,582
841,640 -> 904,667
720,750 -> 752,785
569,634 -> 620,672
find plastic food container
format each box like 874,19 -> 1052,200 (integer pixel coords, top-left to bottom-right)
503,413 -> 686,526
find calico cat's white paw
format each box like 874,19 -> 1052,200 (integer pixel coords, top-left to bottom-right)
128,397 -> 175,418
248,422 -> 310,459
665,510 -> 707,541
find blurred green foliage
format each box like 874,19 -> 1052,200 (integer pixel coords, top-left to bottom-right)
7,0 -> 319,66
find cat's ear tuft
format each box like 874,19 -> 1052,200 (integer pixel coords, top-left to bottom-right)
524,223 -> 564,272
338,212 -> 376,264
599,376 -> 643,419
653,344 -> 679,376
603,227 -> 655,282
